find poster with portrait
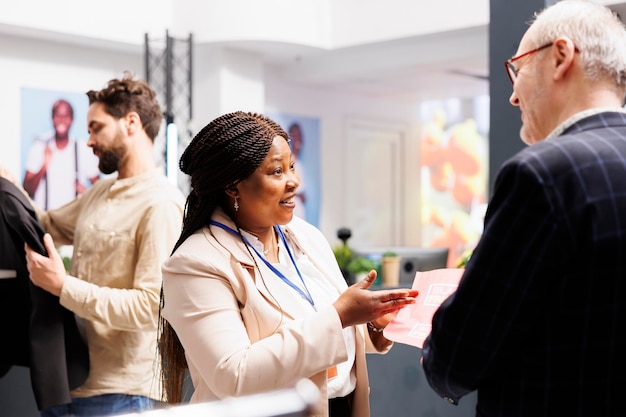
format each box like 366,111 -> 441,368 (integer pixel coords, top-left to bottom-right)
420,95 -> 490,267
20,87 -> 100,211
266,112 -> 321,227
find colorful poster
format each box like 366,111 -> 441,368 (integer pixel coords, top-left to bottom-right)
420,96 -> 489,267
267,112 -> 321,227
20,87 -> 99,210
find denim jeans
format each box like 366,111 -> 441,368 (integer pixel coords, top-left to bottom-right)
40,394 -> 161,417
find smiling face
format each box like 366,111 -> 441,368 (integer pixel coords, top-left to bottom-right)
52,101 -> 73,140
233,136 -> 300,233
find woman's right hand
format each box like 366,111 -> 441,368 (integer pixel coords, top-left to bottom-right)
333,270 -> 419,328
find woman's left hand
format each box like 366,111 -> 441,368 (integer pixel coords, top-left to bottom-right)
370,311 -> 400,331
333,271 -> 419,328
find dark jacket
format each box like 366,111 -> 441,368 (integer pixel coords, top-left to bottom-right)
423,111 -> 626,417
0,177 -> 88,410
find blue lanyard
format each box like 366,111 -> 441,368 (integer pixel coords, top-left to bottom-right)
209,220 -> 315,309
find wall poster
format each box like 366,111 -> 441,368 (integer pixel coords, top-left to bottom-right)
20,87 -> 99,211
267,112 -> 321,228
420,96 -> 489,267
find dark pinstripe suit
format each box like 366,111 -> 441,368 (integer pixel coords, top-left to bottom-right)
423,111 -> 626,417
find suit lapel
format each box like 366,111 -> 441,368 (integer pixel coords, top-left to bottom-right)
283,225 -> 347,294
249,252 -> 314,319
209,210 -> 313,320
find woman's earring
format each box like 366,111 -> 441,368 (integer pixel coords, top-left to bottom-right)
234,197 -> 239,212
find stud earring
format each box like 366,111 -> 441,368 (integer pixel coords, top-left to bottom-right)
234,197 -> 239,212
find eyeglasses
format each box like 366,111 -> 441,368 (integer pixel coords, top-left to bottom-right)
504,42 -> 553,85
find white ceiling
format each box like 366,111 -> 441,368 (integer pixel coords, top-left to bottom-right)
4,2 -> 626,106
240,25 -> 489,103
242,1 -> 626,104
0,20 -> 489,105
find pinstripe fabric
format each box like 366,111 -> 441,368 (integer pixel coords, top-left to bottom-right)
422,112 -> 626,417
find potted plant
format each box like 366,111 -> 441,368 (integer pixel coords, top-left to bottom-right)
381,251 -> 401,287
346,256 -> 377,281
333,244 -> 353,276
332,227 -> 354,283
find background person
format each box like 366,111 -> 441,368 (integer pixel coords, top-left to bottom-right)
159,111 -> 418,417
23,99 -> 100,210
21,74 -> 185,416
288,122 -> 307,219
421,1 -> 626,416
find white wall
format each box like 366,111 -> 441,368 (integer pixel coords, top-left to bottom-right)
0,0 -> 493,246
1,0 -> 172,45
264,73 -> 423,244
0,30 -> 425,245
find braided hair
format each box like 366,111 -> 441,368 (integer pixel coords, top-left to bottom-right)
173,111 -> 288,252
160,111 -> 288,403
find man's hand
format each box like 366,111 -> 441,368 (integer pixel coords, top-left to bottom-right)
0,164 -> 17,184
25,233 -> 67,297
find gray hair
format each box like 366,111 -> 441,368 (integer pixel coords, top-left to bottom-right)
529,0 -> 626,89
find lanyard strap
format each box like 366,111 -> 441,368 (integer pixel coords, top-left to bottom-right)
209,220 -> 315,308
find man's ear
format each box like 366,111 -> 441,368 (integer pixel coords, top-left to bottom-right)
552,36 -> 577,81
124,111 -> 142,135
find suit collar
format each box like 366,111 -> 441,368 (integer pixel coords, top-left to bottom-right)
208,207 -> 312,266
208,208 -> 254,265
208,208 -> 315,318
0,178 -> 35,214
549,108 -> 626,139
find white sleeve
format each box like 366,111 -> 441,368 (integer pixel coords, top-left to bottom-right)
25,136 -> 49,173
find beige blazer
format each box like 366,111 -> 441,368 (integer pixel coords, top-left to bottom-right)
162,208 -> 387,417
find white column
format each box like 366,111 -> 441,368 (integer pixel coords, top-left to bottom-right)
192,45 -> 265,132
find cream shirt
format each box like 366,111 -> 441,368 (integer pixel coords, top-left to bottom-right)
38,168 -> 185,400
